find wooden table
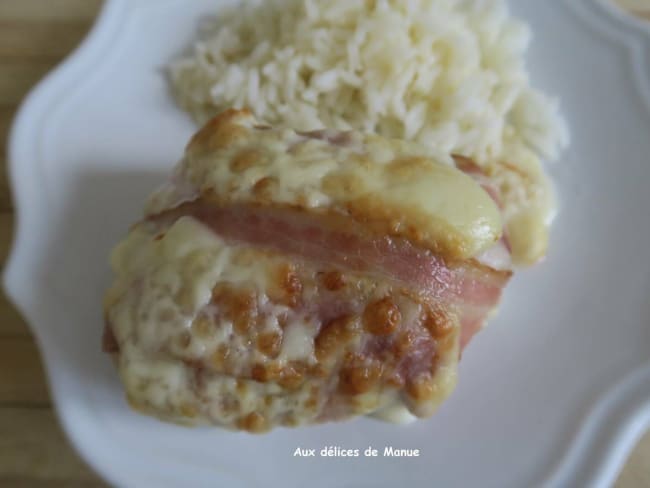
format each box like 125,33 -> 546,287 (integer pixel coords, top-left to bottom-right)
0,0 -> 648,486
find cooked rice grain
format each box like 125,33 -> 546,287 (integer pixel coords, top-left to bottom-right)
168,0 -> 568,166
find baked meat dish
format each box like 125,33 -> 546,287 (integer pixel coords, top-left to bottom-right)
103,109 -> 514,432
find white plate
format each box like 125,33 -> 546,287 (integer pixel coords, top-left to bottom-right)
5,0 -> 650,486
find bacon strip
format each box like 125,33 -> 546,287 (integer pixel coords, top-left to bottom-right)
147,202 -> 511,350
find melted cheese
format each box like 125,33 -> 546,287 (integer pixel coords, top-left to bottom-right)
279,322 -> 317,361
149,109 -> 502,259
107,217 -> 314,427
108,217 -> 274,352
106,215 -> 461,429
487,141 -> 558,266
104,110 -> 518,430
371,404 -> 418,424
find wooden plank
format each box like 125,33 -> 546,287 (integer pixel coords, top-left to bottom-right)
0,337 -> 50,405
1,105 -> 15,211
0,211 -> 30,337
0,408 -> 102,483
0,211 -> 14,265
0,106 -> 14,152
0,479 -> 104,488
0,159 -> 13,212
616,0 -> 650,9
630,9 -> 650,20
1,70 -> 19,213
0,0 -> 103,22
0,63 -> 56,106
0,22 -> 93,61
617,431 -> 650,487
615,0 -> 650,18
0,478 -> 105,488
0,291 -> 30,338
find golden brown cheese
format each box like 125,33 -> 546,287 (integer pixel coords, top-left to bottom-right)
105,217 -> 459,430
148,109 -> 502,260
104,109 -> 518,431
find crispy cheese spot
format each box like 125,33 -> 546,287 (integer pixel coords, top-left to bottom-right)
338,354 -> 382,395
251,363 -> 283,383
251,364 -> 268,382
257,331 -> 282,357
230,149 -> 263,172
188,108 -> 253,152
179,403 -> 198,418
277,361 -> 306,390
212,285 -> 257,334
406,374 -> 435,402
315,315 -> 359,361
422,307 -> 454,339
363,297 -> 401,336
269,264 -> 303,307
237,412 -> 268,432
252,177 -> 278,203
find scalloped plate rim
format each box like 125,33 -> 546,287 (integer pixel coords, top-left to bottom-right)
4,1 -> 650,487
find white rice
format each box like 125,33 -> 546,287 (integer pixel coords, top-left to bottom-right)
168,0 -> 568,167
